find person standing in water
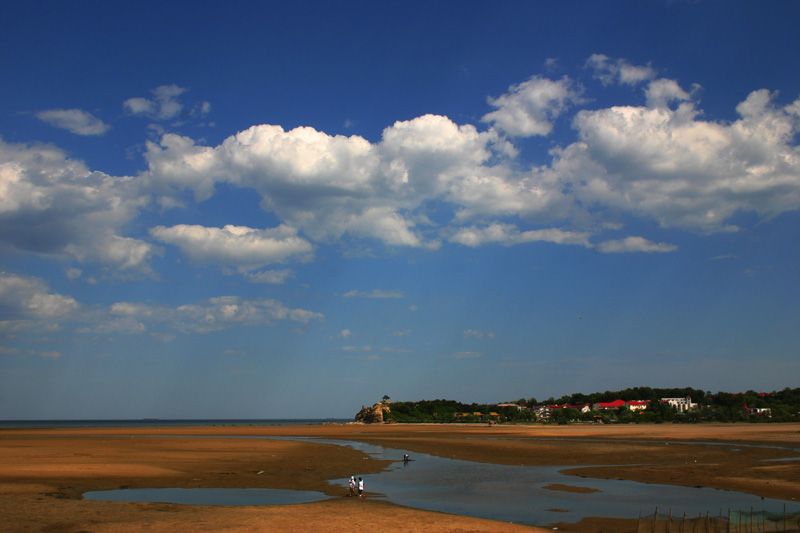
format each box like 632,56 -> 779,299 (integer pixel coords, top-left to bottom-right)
358,477 -> 364,498
348,476 -> 356,497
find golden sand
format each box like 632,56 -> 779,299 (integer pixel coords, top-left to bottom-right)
2,423 -> 798,532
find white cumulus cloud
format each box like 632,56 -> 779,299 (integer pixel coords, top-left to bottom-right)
645,78 -> 693,110
139,72 -> 800,257
0,273 -> 79,334
562,86 -> 800,233
149,224 -> 313,272
482,76 -> 582,137
142,117 -> 471,247
17,55 -> 796,279
0,272 -> 78,321
0,139 -> 157,272
141,114 -> 562,249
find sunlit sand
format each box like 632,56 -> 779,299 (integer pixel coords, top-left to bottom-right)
2,423 -> 799,532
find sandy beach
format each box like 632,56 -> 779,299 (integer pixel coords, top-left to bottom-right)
1,423 -> 799,532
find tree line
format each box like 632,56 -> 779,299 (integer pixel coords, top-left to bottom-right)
377,387 -> 800,424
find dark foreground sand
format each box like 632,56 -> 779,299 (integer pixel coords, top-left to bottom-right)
1,423 -> 799,532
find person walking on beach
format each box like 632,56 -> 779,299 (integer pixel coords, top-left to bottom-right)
357,477 -> 364,498
348,476 -> 356,497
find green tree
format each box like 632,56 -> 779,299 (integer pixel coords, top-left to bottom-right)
551,408 -> 580,424
616,406 -> 634,423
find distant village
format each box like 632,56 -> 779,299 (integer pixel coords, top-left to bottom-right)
356,387 -> 799,424
495,395 -> 772,422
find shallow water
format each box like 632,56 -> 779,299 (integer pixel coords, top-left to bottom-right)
83,487 -> 331,506
328,440 -> 800,526
83,437 -> 800,527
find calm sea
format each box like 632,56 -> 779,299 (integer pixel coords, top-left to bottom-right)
0,419 -> 350,430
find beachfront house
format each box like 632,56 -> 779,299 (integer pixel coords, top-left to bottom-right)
590,399 -> 651,412
744,403 -> 772,417
532,405 -> 551,419
660,396 -> 697,413
626,400 -> 650,412
593,399 -> 628,411
564,404 -> 592,414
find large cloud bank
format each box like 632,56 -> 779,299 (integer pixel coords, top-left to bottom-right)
3,56 -> 800,276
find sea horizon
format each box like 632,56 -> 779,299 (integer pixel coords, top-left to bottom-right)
0,418 -> 351,429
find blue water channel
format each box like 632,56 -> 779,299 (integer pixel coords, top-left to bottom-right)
84,437 -> 800,528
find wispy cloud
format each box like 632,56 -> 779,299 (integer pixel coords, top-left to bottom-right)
123,85 -> 210,121
381,347 -> 413,353
344,354 -> 384,361
594,237 -> 678,254
585,54 -> 656,86
245,269 -> 295,284
463,329 -> 495,339
332,329 -> 353,340
0,273 -> 324,338
342,345 -> 372,352
438,351 -> 484,360
342,289 -> 404,299
35,108 -> 110,135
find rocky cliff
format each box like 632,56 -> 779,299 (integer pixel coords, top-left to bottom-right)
355,402 -> 390,423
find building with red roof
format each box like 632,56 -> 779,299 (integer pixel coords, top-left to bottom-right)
594,399 -> 627,410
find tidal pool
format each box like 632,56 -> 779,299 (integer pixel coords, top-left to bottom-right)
328,440 -> 800,526
83,437 -> 800,527
83,487 -> 331,506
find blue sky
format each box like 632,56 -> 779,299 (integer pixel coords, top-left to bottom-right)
1,1 -> 799,419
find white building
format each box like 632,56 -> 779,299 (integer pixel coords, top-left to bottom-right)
660,396 -> 697,413
744,404 -> 772,417
497,403 -> 523,411
626,400 -> 650,412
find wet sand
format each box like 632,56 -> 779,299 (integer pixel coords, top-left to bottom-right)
2,423 -> 798,532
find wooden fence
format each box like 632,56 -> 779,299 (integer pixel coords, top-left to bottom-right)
636,506 -> 800,533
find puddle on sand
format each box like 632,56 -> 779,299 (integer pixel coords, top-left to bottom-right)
83,487 -> 331,506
